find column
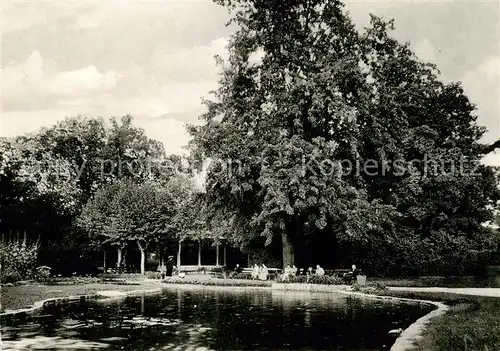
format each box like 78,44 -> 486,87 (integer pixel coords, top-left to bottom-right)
198,240 -> 202,266
177,240 -> 182,269
224,244 -> 227,267
216,242 -> 220,266
103,250 -> 107,272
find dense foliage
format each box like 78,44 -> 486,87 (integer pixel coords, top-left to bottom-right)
0,116 -> 190,275
1,0 -> 499,277
0,234 -> 40,283
78,176 -> 198,274
188,0 -> 500,275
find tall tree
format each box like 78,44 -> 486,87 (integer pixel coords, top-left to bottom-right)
189,0 -> 394,269
189,0 -> 499,273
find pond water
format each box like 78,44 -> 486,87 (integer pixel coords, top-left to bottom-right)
1,287 -> 434,350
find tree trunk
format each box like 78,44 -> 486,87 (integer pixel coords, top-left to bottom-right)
122,248 -> 127,271
197,240 -> 202,267
117,247 -> 123,270
103,250 -> 107,272
224,244 -> 227,267
177,240 -> 182,269
158,247 -> 164,270
281,231 -> 295,269
137,241 -> 146,275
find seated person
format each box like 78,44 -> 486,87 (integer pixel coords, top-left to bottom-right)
281,265 -> 292,281
159,264 -> 167,280
306,267 -> 313,282
251,264 -> 260,280
315,265 -> 325,276
230,264 -> 243,278
259,264 -> 268,280
342,264 -> 358,282
291,265 -> 298,276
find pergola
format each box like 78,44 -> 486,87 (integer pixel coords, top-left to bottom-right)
176,237 -> 228,268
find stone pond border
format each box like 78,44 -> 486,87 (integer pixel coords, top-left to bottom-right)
272,283 -> 448,351
0,287 -> 165,317
0,282 -> 448,351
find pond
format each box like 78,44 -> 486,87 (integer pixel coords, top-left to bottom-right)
1,287 -> 434,350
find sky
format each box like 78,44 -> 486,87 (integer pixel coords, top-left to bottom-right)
1,0 -> 499,166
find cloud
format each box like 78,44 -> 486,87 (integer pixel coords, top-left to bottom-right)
140,117 -> 192,156
413,39 -> 437,63
461,56 -> 500,144
50,65 -> 121,95
2,51 -> 122,111
1,1 -> 89,34
482,150 -> 500,167
150,37 -> 228,83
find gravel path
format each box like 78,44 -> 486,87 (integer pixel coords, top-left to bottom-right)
388,287 -> 500,297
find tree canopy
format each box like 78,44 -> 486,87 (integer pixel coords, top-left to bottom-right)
188,0 -> 500,274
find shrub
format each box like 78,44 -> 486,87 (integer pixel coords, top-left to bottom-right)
367,281 -> 387,290
281,275 -> 343,285
146,271 -> 162,279
0,270 -> 22,284
0,234 -> 40,283
284,275 -> 308,283
308,275 -> 343,285
350,281 -> 387,294
165,277 -> 271,287
35,265 -> 53,283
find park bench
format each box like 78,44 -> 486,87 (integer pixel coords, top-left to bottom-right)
332,269 -> 351,277
231,267 -> 282,280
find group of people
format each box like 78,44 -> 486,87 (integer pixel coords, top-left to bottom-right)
251,264 -> 269,280
281,264 -> 325,281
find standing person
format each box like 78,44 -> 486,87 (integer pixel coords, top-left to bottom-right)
292,265 -> 298,276
165,256 -> 175,277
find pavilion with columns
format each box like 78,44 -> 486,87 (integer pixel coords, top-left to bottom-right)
175,237 -> 246,270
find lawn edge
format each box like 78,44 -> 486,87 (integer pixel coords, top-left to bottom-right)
0,281 -> 447,351
0,286 -> 164,317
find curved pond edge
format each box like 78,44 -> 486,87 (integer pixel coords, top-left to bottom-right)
272,283 -> 449,351
0,282 -> 448,351
0,287 -> 165,317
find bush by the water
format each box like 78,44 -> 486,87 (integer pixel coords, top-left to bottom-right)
146,271 -> 162,279
0,234 -> 40,283
35,266 -> 53,283
283,275 -> 343,285
351,282 -> 387,294
166,277 -> 271,287
308,275 -> 343,285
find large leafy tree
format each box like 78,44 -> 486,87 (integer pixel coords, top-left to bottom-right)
79,175 -> 199,274
189,0 -> 499,273
189,0 -> 395,269
1,115 -> 182,273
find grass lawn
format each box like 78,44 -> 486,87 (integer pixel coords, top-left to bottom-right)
380,290 -> 500,351
0,276 -> 271,313
0,282 -> 153,312
372,276 -> 500,288
2,276 -> 499,351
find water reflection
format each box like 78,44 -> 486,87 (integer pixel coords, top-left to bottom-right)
1,288 -> 433,350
